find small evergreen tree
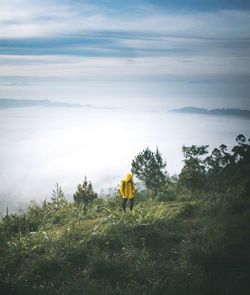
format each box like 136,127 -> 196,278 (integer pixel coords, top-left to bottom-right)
131,147 -> 168,196
73,176 -> 98,208
51,183 -> 67,208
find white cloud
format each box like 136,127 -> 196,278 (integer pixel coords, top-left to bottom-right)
0,54 -> 249,80
0,0 -> 249,39
0,1 -> 249,83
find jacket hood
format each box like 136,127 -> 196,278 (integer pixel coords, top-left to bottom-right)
125,173 -> 133,182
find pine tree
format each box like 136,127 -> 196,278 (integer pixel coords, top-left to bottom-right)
131,147 -> 168,196
73,176 -> 98,208
51,183 -> 67,208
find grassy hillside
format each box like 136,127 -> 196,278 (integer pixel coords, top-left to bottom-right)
1,195 -> 250,295
1,135 -> 249,294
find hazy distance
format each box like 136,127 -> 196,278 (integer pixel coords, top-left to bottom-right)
0,104 -> 249,210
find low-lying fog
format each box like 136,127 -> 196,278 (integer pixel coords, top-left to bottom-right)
0,106 -> 249,210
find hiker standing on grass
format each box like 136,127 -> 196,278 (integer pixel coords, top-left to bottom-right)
119,173 -> 135,212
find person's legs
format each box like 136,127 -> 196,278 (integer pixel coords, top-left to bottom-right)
129,198 -> 134,211
122,198 -> 128,212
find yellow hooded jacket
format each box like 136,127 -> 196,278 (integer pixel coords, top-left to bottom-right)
119,173 -> 135,199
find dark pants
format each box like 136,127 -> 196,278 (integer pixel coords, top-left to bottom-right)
122,198 -> 134,212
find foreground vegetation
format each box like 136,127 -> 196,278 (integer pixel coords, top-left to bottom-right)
0,135 -> 250,295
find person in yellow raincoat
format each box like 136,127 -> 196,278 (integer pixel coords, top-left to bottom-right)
119,173 -> 135,212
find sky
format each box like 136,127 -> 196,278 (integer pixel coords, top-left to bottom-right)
0,0 -> 250,109
0,0 -> 250,207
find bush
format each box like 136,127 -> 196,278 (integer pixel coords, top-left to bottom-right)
157,190 -> 176,202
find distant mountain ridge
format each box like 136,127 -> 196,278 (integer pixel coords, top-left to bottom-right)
0,98 -> 83,109
172,107 -> 250,119
0,99 -> 120,110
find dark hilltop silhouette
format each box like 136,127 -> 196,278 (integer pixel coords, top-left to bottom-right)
172,106 -> 250,119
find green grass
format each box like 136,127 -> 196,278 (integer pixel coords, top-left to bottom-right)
0,196 -> 249,295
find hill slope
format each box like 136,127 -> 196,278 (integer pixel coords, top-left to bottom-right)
1,196 -> 249,295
